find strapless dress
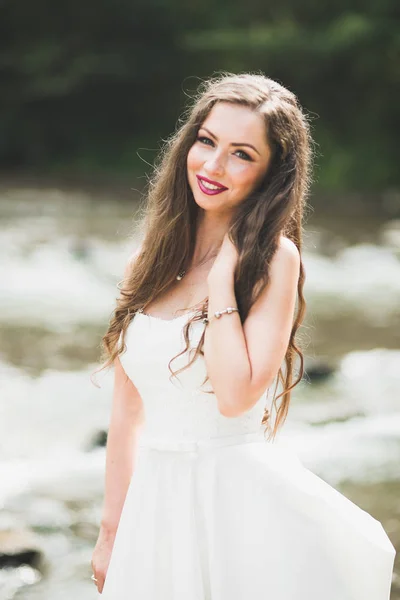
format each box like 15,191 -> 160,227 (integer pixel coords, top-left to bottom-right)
98,310 -> 395,599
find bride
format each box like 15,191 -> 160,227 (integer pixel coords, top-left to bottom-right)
91,72 -> 395,599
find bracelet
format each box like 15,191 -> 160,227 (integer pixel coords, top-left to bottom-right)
203,306 -> 239,325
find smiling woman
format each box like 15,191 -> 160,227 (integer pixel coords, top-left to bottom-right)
91,73 -> 395,599
187,102 -> 272,210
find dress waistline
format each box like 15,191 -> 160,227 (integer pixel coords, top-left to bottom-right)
138,431 -> 266,453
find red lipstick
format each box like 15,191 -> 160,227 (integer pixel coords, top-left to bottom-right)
196,175 -> 228,196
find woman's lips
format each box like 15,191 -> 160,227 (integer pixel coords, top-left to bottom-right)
196,175 -> 228,196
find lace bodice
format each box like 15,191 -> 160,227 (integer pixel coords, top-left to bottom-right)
119,311 -> 268,442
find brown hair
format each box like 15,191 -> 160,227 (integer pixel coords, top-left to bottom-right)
100,72 -> 314,440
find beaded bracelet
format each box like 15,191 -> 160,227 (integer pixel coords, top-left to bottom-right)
203,306 -> 240,325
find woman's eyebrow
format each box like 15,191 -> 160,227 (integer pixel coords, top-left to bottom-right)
201,126 -> 261,156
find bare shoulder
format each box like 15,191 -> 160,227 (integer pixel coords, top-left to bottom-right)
244,236 -> 300,330
276,235 -> 300,261
271,235 -> 301,275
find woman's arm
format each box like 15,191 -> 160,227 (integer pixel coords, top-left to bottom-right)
99,356 -> 144,533
92,358 -> 144,593
92,251 -> 144,593
100,246 -> 145,531
204,236 -> 300,417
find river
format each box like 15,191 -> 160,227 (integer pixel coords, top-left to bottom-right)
0,183 -> 399,598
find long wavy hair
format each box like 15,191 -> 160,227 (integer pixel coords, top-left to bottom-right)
100,72 -> 314,440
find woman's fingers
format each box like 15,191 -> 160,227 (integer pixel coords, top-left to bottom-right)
91,558 -> 105,593
91,532 -> 115,594
92,570 -> 105,593
97,573 -> 105,593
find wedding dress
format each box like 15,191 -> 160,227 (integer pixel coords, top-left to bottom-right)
99,309 -> 395,599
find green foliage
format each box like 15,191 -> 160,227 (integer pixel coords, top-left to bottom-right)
0,0 -> 398,190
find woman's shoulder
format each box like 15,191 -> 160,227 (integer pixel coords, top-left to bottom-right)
275,235 -> 300,267
263,235 -> 301,289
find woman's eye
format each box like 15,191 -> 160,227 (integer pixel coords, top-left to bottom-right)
196,136 -> 252,161
197,136 -> 214,146
234,149 -> 252,161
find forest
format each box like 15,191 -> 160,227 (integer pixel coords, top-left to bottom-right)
1,0 -> 398,194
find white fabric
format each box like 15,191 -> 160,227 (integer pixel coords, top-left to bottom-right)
99,311 -> 395,599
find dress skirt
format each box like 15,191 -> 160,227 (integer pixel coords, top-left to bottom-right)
98,432 -> 395,600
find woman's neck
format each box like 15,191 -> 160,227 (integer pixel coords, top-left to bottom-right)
193,211 -> 230,263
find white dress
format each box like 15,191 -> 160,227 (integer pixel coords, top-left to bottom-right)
99,310 -> 395,600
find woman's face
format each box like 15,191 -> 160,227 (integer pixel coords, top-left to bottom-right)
187,102 -> 272,215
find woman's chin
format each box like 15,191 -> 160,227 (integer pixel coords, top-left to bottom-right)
193,197 -> 222,212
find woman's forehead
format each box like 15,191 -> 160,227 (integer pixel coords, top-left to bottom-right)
201,102 -> 270,153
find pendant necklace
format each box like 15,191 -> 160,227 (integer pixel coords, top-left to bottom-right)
176,252 -> 218,281
138,253 -> 217,319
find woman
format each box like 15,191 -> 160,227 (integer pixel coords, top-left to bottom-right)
91,73 -> 395,599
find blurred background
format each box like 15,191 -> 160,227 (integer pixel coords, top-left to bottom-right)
0,0 -> 399,598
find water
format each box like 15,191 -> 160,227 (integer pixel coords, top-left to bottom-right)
0,184 -> 399,598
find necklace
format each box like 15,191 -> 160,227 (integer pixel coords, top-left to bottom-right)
176,252 -> 218,281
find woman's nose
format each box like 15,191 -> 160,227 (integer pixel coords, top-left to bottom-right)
204,153 -> 225,178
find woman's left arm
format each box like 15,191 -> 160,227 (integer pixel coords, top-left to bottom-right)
204,235 -> 301,417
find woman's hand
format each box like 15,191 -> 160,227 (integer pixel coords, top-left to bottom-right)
91,526 -> 116,594
208,232 -> 239,282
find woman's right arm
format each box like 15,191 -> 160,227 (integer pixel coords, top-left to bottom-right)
101,355 -> 144,532
91,249 -> 144,593
92,357 -> 144,593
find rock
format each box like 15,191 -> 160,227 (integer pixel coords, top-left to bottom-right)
303,358 -> 336,383
0,529 -> 45,570
87,429 -> 108,449
70,520 -> 99,542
